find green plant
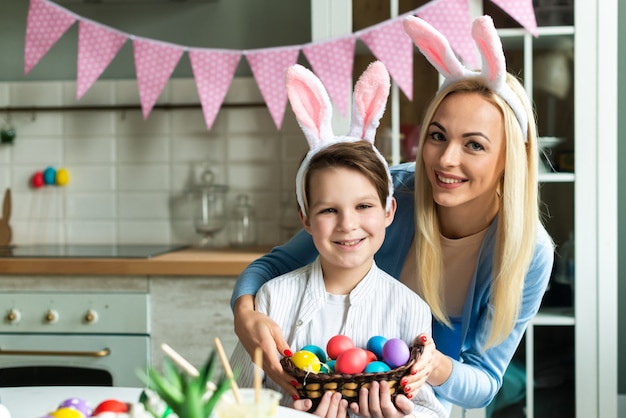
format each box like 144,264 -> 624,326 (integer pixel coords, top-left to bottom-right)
139,351 -> 233,418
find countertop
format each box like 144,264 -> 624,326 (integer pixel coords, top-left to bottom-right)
0,246 -> 272,276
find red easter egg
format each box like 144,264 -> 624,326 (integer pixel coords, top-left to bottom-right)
32,172 -> 44,188
365,350 -> 378,363
93,399 -> 128,415
326,335 -> 355,360
335,347 -> 369,374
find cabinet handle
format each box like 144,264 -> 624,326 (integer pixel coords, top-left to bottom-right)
0,347 -> 111,357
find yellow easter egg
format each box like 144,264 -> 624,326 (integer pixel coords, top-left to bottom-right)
56,168 -> 70,186
291,350 -> 321,373
50,407 -> 85,418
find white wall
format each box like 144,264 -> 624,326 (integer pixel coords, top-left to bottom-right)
0,77 -> 308,246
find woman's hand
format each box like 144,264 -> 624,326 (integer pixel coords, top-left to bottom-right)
349,381 -> 414,418
401,334 -> 452,399
233,295 -> 297,396
292,392 -> 349,417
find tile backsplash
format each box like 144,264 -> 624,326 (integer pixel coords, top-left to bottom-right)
0,77 -> 308,247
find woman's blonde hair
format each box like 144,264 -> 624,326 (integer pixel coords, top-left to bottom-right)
414,74 -> 541,349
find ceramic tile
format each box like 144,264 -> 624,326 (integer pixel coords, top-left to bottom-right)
117,165 -> 170,191
117,220 -> 170,243
64,138 -> 116,164
10,82 -> 62,107
115,109 -> 170,136
170,134 -> 225,164
226,164 -> 279,191
66,220 -> 117,244
117,192 -> 171,220
63,111 -> 116,136
65,166 -> 116,192
10,189 -> 61,220
66,193 -> 116,220
226,134 -> 280,162
11,220 -> 63,246
62,80 -> 116,106
224,107 -> 277,133
11,138 -> 63,165
16,113 -> 63,136
116,136 -> 170,163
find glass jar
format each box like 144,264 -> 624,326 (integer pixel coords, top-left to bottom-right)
229,194 -> 257,247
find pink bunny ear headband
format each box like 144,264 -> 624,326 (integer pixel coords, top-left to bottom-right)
403,15 -> 529,141
286,60 -> 393,216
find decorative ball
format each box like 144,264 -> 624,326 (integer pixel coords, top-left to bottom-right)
382,338 -> 410,368
335,347 -> 369,374
93,399 -> 128,415
366,335 -> 388,360
58,398 -> 91,417
364,361 -> 392,373
43,167 -> 56,185
291,350 -> 322,373
326,335 -> 354,360
300,344 -> 327,362
55,168 -> 69,186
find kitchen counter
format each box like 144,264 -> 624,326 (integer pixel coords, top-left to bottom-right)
0,246 -> 272,276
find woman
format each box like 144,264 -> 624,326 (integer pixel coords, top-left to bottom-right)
230,15 -> 554,416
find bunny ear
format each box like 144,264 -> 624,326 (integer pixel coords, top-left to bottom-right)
285,64 -> 334,150
347,61 -> 391,142
472,16 -> 506,87
403,15 -> 469,81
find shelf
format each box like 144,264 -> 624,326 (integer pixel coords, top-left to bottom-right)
531,307 -> 575,326
538,172 -> 575,183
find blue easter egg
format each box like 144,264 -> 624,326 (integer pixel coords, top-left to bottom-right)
43,166 -> 56,185
301,344 -> 327,362
364,361 -> 392,373
366,335 -> 388,360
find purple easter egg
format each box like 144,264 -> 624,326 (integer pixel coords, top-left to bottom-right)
382,338 -> 410,368
59,397 -> 92,417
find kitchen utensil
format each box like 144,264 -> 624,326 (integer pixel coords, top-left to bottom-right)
190,169 -> 229,248
0,189 -> 12,247
229,193 -> 257,247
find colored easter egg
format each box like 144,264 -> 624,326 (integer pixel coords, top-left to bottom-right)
93,399 -> 128,415
382,338 -> 410,368
323,359 -> 336,373
291,350 -> 321,373
364,361 -> 392,373
335,347 -> 369,374
32,171 -> 45,188
365,350 -> 377,363
366,335 -> 388,360
43,167 -> 56,185
49,408 -> 84,418
56,168 -> 70,186
326,335 -> 354,360
301,344 -> 327,362
58,398 -> 91,417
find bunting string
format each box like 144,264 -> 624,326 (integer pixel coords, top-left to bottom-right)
24,0 -> 537,130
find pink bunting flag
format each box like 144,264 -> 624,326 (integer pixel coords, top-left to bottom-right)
245,46 -> 301,129
490,0 -> 538,36
302,37 -> 356,116
359,18 -> 414,100
24,0 -> 76,75
133,39 -> 184,119
417,0 -> 476,68
77,21 -> 127,100
189,49 -> 242,129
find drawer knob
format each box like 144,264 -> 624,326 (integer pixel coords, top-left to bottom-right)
84,309 -> 98,324
45,309 -> 59,323
6,309 -> 20,324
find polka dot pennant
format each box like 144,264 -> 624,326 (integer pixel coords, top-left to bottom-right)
491,0 -> 538,36
133,38 -> 184,119
359,17 -> 414,100
24,0 -> 76,75
245,46 -> 301,129
189,49 -> 242,129
417,0 -> 476,69
302,36 -> 356,117
77,21 -> 127,100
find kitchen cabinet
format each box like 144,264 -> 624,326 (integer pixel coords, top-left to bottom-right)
312,0 -> 618,416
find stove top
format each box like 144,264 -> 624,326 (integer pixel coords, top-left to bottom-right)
0,244 -> 188,259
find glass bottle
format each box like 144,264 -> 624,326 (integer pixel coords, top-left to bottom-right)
229,194 -> 257,247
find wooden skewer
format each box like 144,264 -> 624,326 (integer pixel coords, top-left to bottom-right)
253,347 -> 262,403
214,337 -> 242,404
160,343 -> 217,391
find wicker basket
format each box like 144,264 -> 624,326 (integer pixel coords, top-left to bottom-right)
281,345 -> 422,409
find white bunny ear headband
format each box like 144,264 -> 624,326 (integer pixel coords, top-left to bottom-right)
403,15 -> 529,141
286,60 -> 393,216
